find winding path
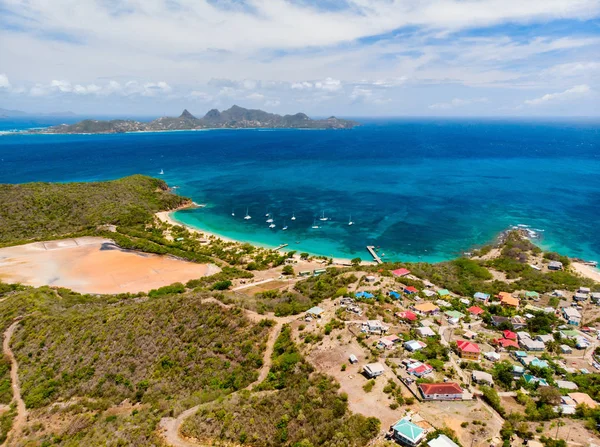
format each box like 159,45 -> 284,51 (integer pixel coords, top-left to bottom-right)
158,314 -> 287,446
2,319 -> 27,447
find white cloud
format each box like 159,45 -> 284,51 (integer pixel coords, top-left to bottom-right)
314,78 -> 342,92
429,97 -> 488,110
25,79 -> 172,97
190,91 -> 213,102
350,87 -> 372,100
0,74 -> 12,89
524,84 -> 591,105
246,92 -> 265,100
291,81 -> 313,90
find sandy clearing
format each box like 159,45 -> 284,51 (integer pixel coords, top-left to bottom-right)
0,237 -> 219,294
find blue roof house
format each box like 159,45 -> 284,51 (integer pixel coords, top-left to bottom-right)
391,418 -> 426,447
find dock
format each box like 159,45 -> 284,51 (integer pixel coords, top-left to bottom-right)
275,243 -> 289,251
366,246 -> 383,264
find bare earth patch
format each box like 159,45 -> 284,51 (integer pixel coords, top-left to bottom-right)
0,237 -> 219,294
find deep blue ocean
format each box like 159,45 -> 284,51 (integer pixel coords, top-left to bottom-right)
1,117 -> 599,264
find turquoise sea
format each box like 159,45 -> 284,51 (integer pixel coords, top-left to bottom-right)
1,117 -> 599,263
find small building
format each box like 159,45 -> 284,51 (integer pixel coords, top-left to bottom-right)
355,291 -> 375,299
503,330 -> 517,340
467,306 -> 484,317
362,320 -> 389,334
405,340 -> 427,352
313,268 -> 326,276
363,362 -> 385,379
428,434 -> 460,447
484,351 -> 501,362
392,268 -> 411,277
472,370 -> 494,386
416,327 -> 436,338
349,354 -> 358,364
390,418 -> 426,447
519,338 -> 545,352
418,382 -> 463,401
556,380 -> 578,390
525,291 -> 540,300
365,275 -> 377,282
591,292 -> 600,303
306,306 -> 325,318
499,293 -> 519,308
563,307 -> 582,326
568,392 -> 597,408
560,344 -> 573,354
474,292 -> 490,302
494,338 -> 519,349
490,315 -> 509,327
511,316 -> 527,330
423,290 -> 436,298
407,361 -> 434,377
579,287 -> 591,295
377,338 -> 395,350
445,310 -> 465,320
573,293 -> 588,302
389,291 -> 401,300
414,302 -> 440,315
560,329 -> 579,339
512,365 -> 525,376
456,340 -> 480,360
523,374 -> 549,387
397,310 -> 418,322
436,300 -> 452,308
548,261 -> 563,270
536,334 -> 554,344
463,329 -> 477,339
437,289 -> 450,297
404,286 -> 419,294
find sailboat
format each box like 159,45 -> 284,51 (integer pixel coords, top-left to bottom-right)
269,222 -> 276,229
282,224 -> 288,231
291,212 -> 296,221
311,219 -> 320,229
231,208 -> 235,217
244,208 -> 251,220
266,213 -> 274,223
159,169 -> 164,175
348,215 -> 354,226
319,210 -> 329,221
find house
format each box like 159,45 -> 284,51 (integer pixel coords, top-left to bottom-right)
579,287 -> 591,295
414,302 -> 439,315
418,382 -> 463,401
306,306 -> 324,318
525,291 -> 540,300
467,306 -> 484,317
428,434 -> 460,447
573,293 -> 588,302
512,350 -> 528,360
363,362 -> 385,378
516,331 -> 531,340
494,338 -> 519,349
503,330 -> 517,340
404,286 -> 419,294
463,330 -> 477,339
392,268 -> 411,277
530,358 -> 549,369
436,300 -> 452,308
397,311 -> 418,322
456,340 -> 480,360
362,320 -> 389,334
536,334 -> 554,344
390,417 -> 426,447
460,298 -> 471,306
423,290 -> 436,298
560,344 -> 573,354
523,374 -> 549,386
474,292 -> 490,303
491,315 -> 509,327
349,354 -> 358,364
437,289 -> 450,297
563,307 -> 582,325
389,291 -> 401,300
568,392 -> 597,408
416,327 -> 436,338
512,365 -> 525,376
445,310 -> 465,320
405,340 -> 427,352
377,338 -> 395,350
560,329 -> 579,339
407,361 -> 434,377
484,351 -> 501,362
519,338 -> 545,351
591,292 -> 600,303
498,292 -> 519,308
548,261 -> 563,270
365,275 -> 377,282
556,380 -> 578,390
511,316 -> 527,330
355,291 -> 375,299
472,370 -> 494,386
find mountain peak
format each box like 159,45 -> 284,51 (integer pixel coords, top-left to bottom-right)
179,109 -> 196,120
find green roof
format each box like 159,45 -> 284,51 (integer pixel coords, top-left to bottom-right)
437,289 -> 450,296
445,310 -> 465,319
561,330 -> 579,337
392,419 -> 425,443
525,291 -> 540,297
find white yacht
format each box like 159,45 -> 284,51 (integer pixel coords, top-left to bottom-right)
244,208 -> 251,220
319,210 -> 329,221
348,215 -> 354,226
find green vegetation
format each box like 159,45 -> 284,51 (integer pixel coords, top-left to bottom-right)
0,355 -> 11,405
0,175 -> 187,246
0,403 -> 16,444
182,325 -> 381,447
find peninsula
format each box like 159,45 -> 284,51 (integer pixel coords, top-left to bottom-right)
34,105 -> 358,134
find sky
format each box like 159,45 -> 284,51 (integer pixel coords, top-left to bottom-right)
0,0 -> 599,117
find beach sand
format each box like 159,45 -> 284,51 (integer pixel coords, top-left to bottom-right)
0,236 -> 219,294
572,262 -> 600,283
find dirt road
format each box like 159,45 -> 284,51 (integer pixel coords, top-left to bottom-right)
2,319 -> 27,447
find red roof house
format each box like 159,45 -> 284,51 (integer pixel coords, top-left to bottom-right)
396,311 -> 417,322
404,286 -> 418,294
392,268 -> 411,277
503,330 -> 517,340
418,382 -> 463,400
456,340 -> 480,359
467,306 -> 484,316
494,338 -> 519,349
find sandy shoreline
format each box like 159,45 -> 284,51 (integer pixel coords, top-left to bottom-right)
572,262 -> 600,283
157,209 -> 355,266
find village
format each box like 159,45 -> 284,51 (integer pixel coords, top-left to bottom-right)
262,264 -> 600,447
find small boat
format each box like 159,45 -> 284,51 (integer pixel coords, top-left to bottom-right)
231,208 -> 235,217
291,212 -> 296,221
319,210 -> 329,221
266,214 -> 274,223
311,219 -> 320,229
348,215 -> 354,226
282,225 -> 288,231
244,208 -> 251,220
269,223 -> 276,229
159,169 -> 164,175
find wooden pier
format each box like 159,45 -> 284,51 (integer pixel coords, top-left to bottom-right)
366,246 -> 383,264
274,243 -> 289,251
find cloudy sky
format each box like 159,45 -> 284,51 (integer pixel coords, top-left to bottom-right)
0,0 -> 599,116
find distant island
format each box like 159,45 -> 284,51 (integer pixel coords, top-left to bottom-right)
32,105 -> 358,134
0,107 -> 77,118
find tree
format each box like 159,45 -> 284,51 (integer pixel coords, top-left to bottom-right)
493,361 -> 515,389
300,253 -> 310,260
538,386 -> 562,406
351,257 -> 362,267
282,265 -> 294,276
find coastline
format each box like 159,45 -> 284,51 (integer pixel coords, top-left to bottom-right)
156,209 -> 356,266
